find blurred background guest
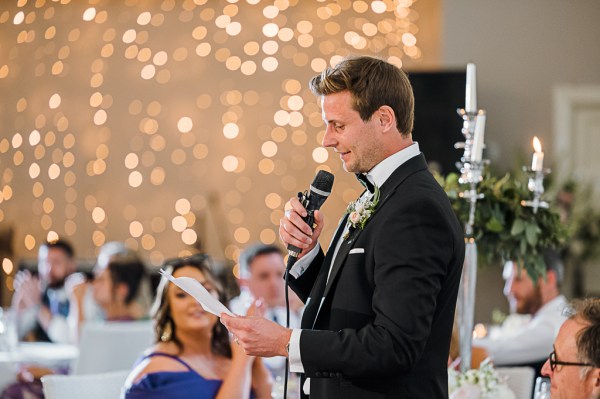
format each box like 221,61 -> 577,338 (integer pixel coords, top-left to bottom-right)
90,251 -> 148,322
473,249 -> 568,373
1,245 -> 151,399
230,243 -> 302,383
541,297 -> 600,399
68,243 -> 150,341
123,253 -> 272,399
68,241 -> 129,332
231,243 -> 302,325
11,240 -> 76,343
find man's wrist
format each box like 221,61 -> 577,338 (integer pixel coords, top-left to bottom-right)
282,328 -> 292,357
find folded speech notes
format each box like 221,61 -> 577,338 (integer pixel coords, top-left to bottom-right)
159,269 -> 234,317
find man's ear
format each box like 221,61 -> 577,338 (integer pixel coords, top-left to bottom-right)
588,367 -> 600,399
543,270 -> 558,287
116,282 -> 129,302
592,367 -> 600,388
377,105 -> 396,132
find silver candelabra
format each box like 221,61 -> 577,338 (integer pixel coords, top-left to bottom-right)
455,108 -> 486,372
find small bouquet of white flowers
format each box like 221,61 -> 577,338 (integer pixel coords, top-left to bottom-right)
448,359 -> 516,399
344,185 -> 380,239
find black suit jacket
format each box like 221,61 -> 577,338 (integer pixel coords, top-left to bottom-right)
289,154 -> 465,398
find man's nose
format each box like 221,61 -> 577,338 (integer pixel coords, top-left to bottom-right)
322,124 -> 335,147
541,358 -> 552,377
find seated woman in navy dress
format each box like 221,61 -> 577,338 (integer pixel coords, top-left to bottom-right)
122,254 -> 272,399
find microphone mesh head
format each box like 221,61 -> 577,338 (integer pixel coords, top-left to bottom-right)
312,170 -> 334,194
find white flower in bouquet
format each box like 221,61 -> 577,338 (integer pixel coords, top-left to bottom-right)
354,201 -> 365,214
448,359 -> 515,399
349,211 -> 361,225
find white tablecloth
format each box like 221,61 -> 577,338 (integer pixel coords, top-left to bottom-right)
0,342 -> 79,391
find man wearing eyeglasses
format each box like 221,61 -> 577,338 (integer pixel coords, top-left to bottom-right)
541,298 -> 600,399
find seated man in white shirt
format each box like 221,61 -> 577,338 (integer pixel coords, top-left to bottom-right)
230,243 -> 302,380
474,249 -> 568,371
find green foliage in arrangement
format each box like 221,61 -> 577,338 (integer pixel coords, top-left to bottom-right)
557,180 -> 600,267
435,170 -> 569,281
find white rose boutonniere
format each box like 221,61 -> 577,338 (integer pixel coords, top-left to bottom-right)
343,185 -> 380,239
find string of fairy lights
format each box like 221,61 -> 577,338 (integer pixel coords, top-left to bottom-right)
0,0 -> 422,290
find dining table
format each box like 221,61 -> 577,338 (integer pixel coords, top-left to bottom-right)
0,342 -> 79,392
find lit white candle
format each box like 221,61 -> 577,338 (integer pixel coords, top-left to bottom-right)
531,136 -> 544,171
465,63 -> 477,113
471,112 -> 486,162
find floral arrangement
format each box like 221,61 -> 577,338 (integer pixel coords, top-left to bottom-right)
344,185 -> 380,239
436,169 -> 568,281
448,359 -> 515,399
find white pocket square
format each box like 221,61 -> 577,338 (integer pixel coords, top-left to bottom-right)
349,248 -> 365,254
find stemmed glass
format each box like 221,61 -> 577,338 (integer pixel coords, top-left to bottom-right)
0,307 -> 18,353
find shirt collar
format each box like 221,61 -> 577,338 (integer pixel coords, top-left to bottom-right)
362,142 -> 420,188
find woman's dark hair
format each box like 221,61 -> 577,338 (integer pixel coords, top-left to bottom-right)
106,252 -> 146,305
152,253 -> 231,358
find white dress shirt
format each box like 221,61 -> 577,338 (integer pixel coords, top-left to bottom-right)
287,143 -> 421,383
474,295 -> 568,365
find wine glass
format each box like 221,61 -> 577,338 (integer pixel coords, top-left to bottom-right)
533,376 -> 551,399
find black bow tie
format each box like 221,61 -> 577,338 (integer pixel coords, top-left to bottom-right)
356,173 -> 375,194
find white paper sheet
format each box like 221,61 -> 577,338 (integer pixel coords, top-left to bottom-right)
159,269 -> 234,317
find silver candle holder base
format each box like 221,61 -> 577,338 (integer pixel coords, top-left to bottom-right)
455,107 -> 487,372
521,167 -> 550,213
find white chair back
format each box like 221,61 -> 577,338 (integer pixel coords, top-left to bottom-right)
496,366 -> 535,399
41,370 -> 129,399
72,320 -> 154,375
0,362 -> 16,392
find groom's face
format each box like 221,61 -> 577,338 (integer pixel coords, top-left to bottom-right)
320,91 -> 383,174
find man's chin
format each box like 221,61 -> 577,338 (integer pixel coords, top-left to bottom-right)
341,161 -> 357,173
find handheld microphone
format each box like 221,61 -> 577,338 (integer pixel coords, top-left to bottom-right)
286,170 -> 335,265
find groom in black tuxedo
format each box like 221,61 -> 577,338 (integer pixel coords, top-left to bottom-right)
222,55 -> 465,398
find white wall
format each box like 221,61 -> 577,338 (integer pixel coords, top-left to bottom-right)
442,0 -> 600,321
442,0 -> 600,170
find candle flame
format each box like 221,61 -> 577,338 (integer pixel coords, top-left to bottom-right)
533,136 -> 542,153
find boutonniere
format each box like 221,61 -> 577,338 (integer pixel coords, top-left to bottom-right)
343,185 -> 380,239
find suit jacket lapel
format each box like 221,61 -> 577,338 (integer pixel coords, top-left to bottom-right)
321,224 -> 363,301
319,154 -> 429,305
